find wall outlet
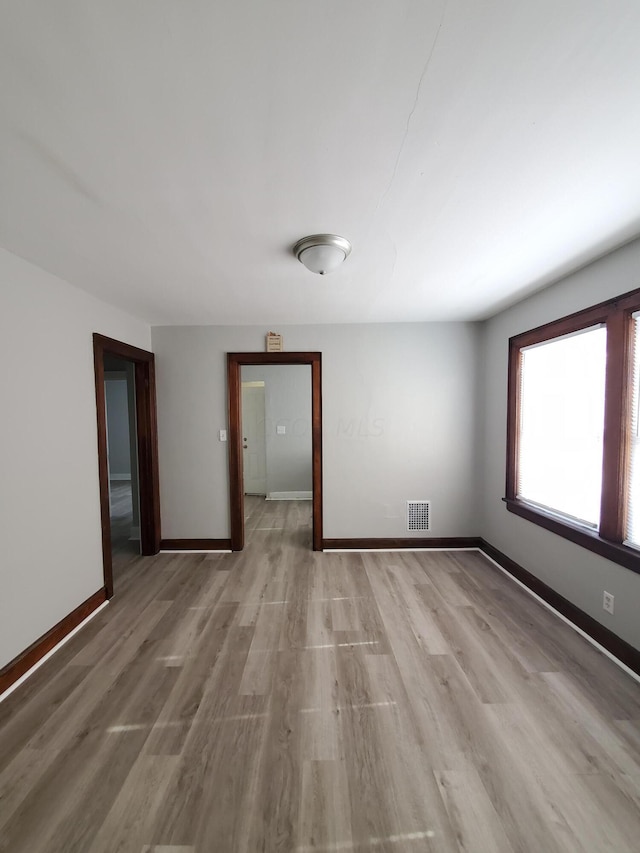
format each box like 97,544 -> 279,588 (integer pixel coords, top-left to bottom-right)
276,425 -> 286,435
603,591 -> 614,615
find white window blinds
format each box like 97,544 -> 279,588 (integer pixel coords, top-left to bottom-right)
625,315 -> 640,547
517,325 -> 607,528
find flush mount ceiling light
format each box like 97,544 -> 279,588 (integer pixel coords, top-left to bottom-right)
293,234 -> 352,275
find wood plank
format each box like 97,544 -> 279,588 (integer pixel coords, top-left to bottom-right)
435,767 -> 516,853
0,498 -> 639,852
296,760 -> 352,851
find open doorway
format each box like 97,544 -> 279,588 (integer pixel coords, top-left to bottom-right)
227,352 -> 323,551
93,334 -> 161,597
104,356 -> 141,576
241,366 -> 313,545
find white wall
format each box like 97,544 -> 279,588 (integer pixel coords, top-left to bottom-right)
242,364 -> 312,496
152,323 -> 480,540
0,249 -> 150,670
479,237 -> 640,650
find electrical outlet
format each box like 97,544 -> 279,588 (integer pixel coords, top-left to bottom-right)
603,591 -> 614,615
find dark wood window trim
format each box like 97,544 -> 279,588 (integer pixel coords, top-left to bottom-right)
227,352 -> 323,552
506,287 -> 640,576
93,334 -> 161,597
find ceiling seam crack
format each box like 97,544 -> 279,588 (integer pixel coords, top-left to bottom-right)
375,0 -> 448,213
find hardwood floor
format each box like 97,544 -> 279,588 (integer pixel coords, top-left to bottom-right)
110,479 -> 141,586
1,497 -> 639,852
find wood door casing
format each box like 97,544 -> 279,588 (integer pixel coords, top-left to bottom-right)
93,334 -> 161,597
227,352 -> 322,551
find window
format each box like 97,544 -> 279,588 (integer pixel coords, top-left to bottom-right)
506,287 -> 640,575
517,326 -> 607,528
625,314 -> 640,548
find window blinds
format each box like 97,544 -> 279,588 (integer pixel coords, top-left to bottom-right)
625,316 -> 640,547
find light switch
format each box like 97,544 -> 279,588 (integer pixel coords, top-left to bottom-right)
276,425 -> 286,435
219,429 -> 227,442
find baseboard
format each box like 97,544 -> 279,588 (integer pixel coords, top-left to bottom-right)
0,588 -> 107,695
266,491 -> 313,501
109,474 -> 131,481
160,538 -> 232,551
323,537 -> 483,550
480,539 -> 640,677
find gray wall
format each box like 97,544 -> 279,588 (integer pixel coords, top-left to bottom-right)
152,323 -> 481,540
478,236 -> 640,650
125,361 -> 140,529
105,375 -> 131,478
4,231 -> 638,674
104,360 -> 140,526
243,364 -> 312,496
0,248 -> 150,670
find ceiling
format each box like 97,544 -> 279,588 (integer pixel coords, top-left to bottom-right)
2,1 -> 640,326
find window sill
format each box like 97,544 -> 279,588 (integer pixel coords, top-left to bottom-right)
503,498 -> 640,576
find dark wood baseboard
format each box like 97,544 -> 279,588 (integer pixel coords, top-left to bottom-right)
160,538 -> 232,551
480,540 -> 640,677
0,588 -> 107,695
323,537 -> 483,550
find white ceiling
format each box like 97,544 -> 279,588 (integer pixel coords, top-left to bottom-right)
2,1 -> 640,326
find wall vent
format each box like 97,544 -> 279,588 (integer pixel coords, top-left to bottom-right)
407,500 -> 430,531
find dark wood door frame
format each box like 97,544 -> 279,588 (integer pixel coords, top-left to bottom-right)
227,352 -> 323,551
93,334 -> 161,597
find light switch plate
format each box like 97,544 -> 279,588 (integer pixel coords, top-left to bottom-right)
276,425 -> 286,435
219,429 -> 227,442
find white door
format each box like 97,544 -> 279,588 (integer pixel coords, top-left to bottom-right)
242,382 -> 267,495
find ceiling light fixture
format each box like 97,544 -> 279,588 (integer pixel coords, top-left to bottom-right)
293,234 -> 352,275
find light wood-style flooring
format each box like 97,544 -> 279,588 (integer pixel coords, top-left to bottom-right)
109,480 -> 141,584
1,497 -> 639,852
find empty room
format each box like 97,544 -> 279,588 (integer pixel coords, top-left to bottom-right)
1,2 -> 639,852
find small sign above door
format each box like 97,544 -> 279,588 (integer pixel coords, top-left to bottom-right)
266,332 -> 283,352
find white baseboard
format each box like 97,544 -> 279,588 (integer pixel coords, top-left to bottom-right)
109,474 -> 131,481
266,491 -> 312,501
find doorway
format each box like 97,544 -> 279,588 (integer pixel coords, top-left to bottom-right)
93,334 -> 161,597
104,356 -> 141,574
227,352 -> 323,551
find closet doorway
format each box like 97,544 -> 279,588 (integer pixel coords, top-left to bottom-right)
93,334 -> 161,597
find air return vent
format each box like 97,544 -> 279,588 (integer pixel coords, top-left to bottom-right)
407,500 -> 430,531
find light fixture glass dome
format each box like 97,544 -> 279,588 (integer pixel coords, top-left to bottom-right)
293,234 -> 352,275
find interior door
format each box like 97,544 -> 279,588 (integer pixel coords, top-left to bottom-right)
242,382 -> 267,495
